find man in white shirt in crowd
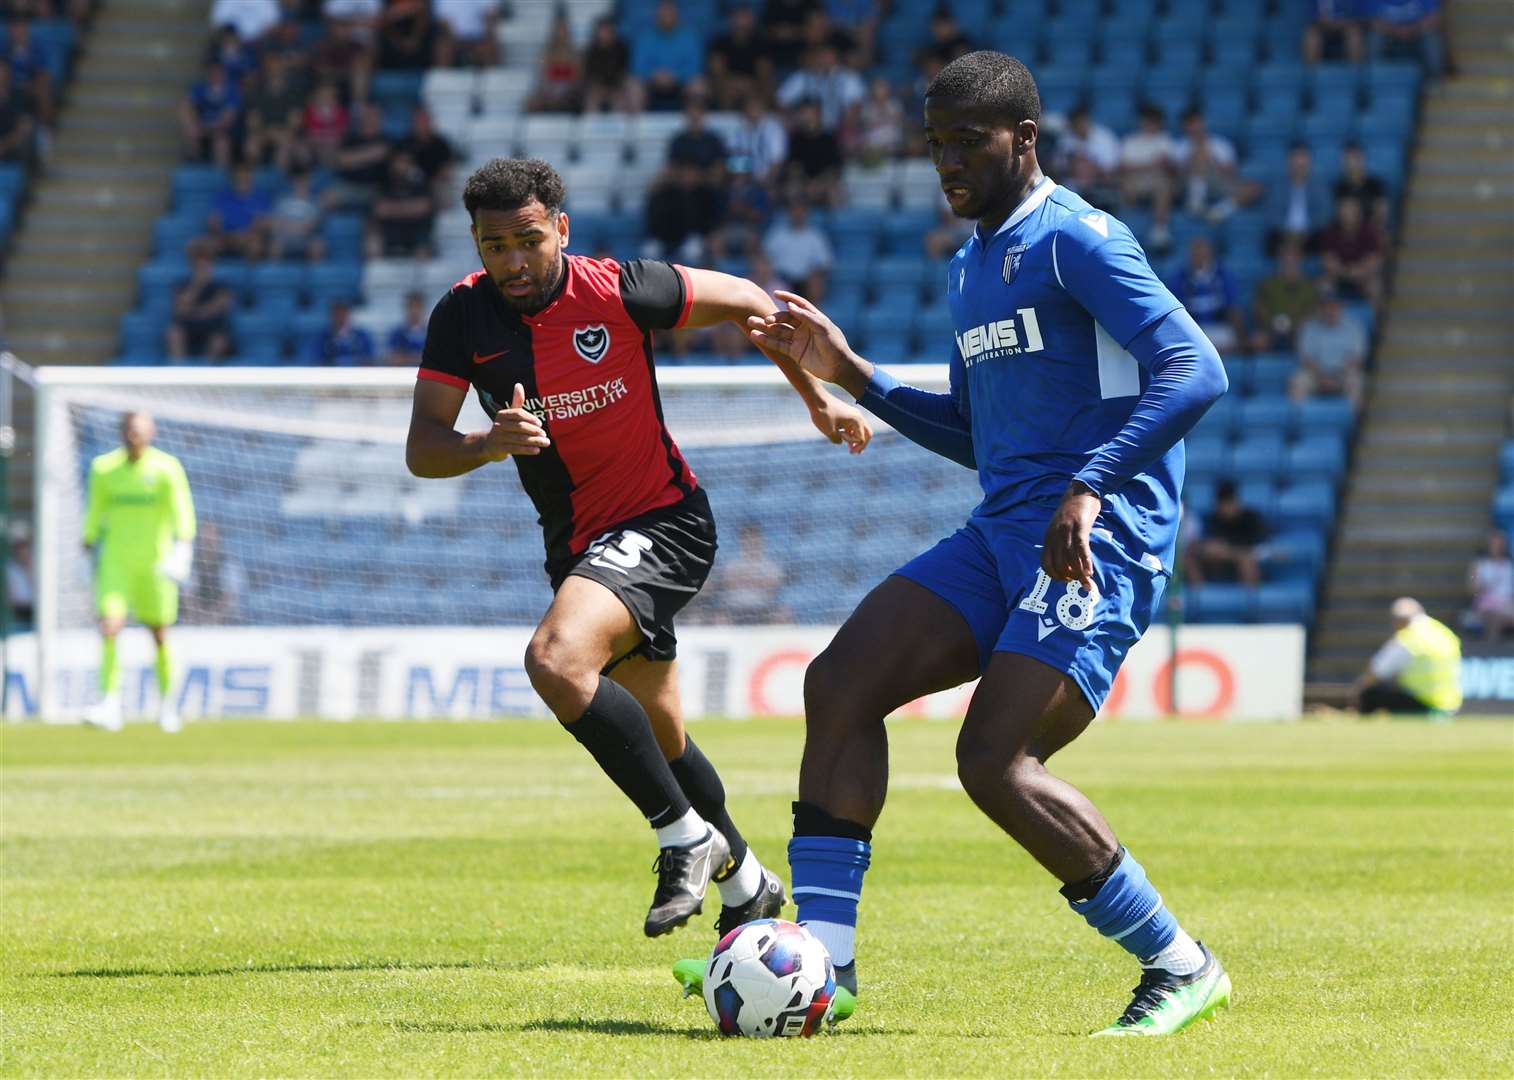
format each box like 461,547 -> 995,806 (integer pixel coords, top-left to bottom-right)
762,202 -> 833,300
1119,102 -> 1177,251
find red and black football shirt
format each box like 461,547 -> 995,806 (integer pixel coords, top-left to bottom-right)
418,254 -> 699,566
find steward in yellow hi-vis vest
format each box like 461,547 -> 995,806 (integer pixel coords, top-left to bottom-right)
1355,597 -> 1462,716
81,412 -> 196,733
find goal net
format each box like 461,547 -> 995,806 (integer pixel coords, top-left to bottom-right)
30,365 -> 976,720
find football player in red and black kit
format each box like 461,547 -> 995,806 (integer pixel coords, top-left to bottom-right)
406,158 -> 872,939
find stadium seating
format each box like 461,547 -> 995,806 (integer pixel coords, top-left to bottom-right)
100,0 -> 1435,630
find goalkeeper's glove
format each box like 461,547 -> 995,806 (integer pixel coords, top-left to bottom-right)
157,539 -> 193,585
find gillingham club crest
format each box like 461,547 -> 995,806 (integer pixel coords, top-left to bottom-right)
1003,244 -> 1030,286
573,324 -> 610,364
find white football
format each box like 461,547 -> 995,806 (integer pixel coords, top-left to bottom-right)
703,918 -> 836,1037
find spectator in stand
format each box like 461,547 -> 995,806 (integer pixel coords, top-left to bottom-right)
1184,479 -> 1266,588
179,61 -> 241,168
729,94 -> 787,187
267,169 -> 326,261
1058,103 -> 1120,207
1320,194 -> 1386,305
763,201 -> 833,300
1177,235 -> 1245,354
776,41 -> 864,133
205,23 -> 258,90
629,0 -> 703,113
1291,285 -> 1367,410
385,291 -> 428,366
801,10 -> 858,59
397,105 -> 455,201
306,298 -> 375,366
367,149 -> 435,257
526,9 -> 582,113
783,98 -> 844,207
434,0 -> 499,68
924,203 -> 973,260
377,0 -> 439,70
644,97 -> 728,262
7,529 -> 33,628
313,4 -> 374,103
1250,239 -> 1318,352
709,524 -> 788,622
1370,0 -> 1447,78
165,247 -> 233,361
1175,107 -> 1250,225
4,17 -> 53,131
915,6 -> 973,70
302,79 -> 350,168
0,65 -> 35,164
1467,529 -> 1514,641
184,520 -> 244,623
1265,142 -> 1332,255
1303,0 -> 1366,63
326,102 -> 389,208
261,16 -> 312,82
581,16 -> 633,113
848,74 -> 904,166
207,163 -> 270,260
242,52 -> 305,169
210,0 -> 282,45
763,0 -> 811,50
707,4 -> 773,111
1119,103 -> 1177,252
1334,140 -> 1390,231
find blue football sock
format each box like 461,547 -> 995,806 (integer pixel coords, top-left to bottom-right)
1065,846 -> 1180,961
788,835 -> 870,968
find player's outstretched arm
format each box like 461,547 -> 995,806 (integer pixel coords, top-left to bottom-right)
678,268 -> 870,454
749,292 -> 976,469
406,379 -> 550,478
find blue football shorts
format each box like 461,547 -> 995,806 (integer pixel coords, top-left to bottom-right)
893,513 -> 1170,712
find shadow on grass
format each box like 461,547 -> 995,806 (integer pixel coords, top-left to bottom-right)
43,959 -> 498,979
521,1018 -> 719,1038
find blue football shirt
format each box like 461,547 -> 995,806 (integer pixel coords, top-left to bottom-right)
944,178 -> 1187,566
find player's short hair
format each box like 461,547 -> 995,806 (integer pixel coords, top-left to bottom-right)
463,158 -> 566,221
925,50 -> 1040,126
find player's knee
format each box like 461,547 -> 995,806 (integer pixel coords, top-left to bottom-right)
524,630 -> 593,709
803,646 -> 856,721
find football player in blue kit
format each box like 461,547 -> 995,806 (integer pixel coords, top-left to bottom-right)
744,51 -> 1232,1035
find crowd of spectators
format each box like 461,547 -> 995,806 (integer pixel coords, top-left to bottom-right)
0,0 -> 95,166
146,0 -> 1441,375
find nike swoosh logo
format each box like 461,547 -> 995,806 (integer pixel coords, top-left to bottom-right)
472,350 -> 507,365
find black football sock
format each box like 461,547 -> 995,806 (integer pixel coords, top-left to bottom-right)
564,677 -> 692,830
669,736 -> 749,869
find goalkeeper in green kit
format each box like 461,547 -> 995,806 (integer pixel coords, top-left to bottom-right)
82,412 -> 196,732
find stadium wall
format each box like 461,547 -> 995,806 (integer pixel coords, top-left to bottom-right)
4,623 -> 1303,722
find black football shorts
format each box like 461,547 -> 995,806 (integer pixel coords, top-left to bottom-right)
547,487 -> 717,664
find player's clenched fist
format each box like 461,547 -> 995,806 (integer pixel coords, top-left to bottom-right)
484,383 -> 551,460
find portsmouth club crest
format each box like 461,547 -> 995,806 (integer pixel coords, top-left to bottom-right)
573,324 -> 610,364
1003,244 -> 1030,286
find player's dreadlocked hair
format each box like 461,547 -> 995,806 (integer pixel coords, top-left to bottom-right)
926,50 -> 1041,126
463,158 -> 567,220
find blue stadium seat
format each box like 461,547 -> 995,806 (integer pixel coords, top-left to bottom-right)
1209,37 -> 1258,76
1366,61 -> 1422,97
1250,354 -> 1296,397
1254,63 -> 1309,98
1187,584 -> 1256,624
859,304 -> 916,346
1239,396 -> 1295,437
1238,479 -> 1279,519
1203,90 -> 1249,140
1308,63 -> 1363,106
1287,434 -> 1348,480
1255,582 -> 1315,623
171,164 -> 227,203
1302,110 -> 1354,142
1231,434 -> 1287,480
1275,481 -> 1336,530
308,260 -> 364,305
1040,36 -> 1094,69
137,259 -> 187,296
1295,397 -> 1355,436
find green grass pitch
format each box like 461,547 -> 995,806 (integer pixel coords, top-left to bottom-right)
3,717 -> 1511,1077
